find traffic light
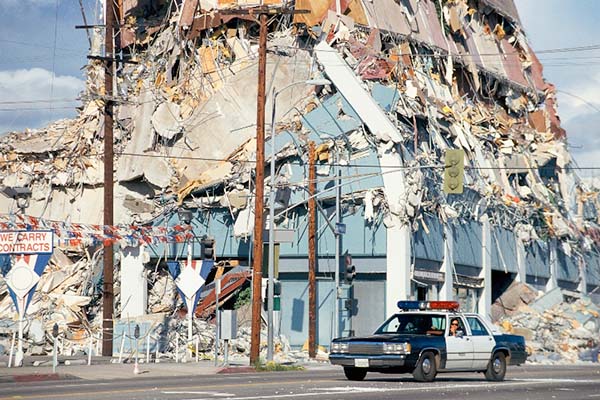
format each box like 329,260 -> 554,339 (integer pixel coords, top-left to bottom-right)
443,149 -> 464,194
201,237 -> 215,260
273,279 -> 282,296
263,279 -> 282,311
345,264 -> 356,284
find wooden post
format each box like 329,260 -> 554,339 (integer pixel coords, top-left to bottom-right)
102,0 -> 119,358
308,141 -> 317,358
250,12 -> 268,366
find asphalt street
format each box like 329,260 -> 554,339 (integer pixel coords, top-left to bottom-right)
1,364 -> 599,400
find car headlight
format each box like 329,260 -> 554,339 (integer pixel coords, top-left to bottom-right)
331,342 -> 349,353
383,342 -> 411,354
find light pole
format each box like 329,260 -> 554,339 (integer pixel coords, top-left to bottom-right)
267,78 -> 330,361
317,133 -> 351,340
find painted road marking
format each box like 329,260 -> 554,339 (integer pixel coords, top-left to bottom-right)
163,391 -> 235,396
178,379 -> 600,400
3,376 -> 600,400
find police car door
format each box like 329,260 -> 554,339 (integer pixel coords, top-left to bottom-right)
445,316 -> 474,370
466,315 -> 495,370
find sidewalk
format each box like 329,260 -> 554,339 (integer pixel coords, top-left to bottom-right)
0,356 -> 333,383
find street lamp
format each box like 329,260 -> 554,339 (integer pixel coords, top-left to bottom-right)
267,78 -> 330,361
1,186 -> 32,214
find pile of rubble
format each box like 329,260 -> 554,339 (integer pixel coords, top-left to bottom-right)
494,282 -> 600,364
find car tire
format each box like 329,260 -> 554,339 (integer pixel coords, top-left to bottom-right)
485,352 -> 507,381
343,367 -> 367,381
413,351 -> 437,382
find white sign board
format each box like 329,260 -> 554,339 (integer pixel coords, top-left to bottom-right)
0,230 -> 54,254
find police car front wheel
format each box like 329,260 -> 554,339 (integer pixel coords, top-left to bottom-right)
344,367 -> 367,381
484,352 -> 507,381
413,351 -> 437,382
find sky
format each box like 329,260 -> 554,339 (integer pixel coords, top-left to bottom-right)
1,0 -> 600,183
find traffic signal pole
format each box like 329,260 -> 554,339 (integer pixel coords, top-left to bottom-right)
334,165 -> 341,339
308,142 -> 317,358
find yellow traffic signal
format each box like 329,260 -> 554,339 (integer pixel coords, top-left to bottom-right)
443,149 -> 464,194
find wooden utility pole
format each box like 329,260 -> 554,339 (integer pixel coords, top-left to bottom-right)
308,141 -> 316,359
102,0 -> 117,357
249,12 -> 268,366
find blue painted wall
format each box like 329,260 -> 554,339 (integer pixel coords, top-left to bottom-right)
452,220 -> 483,268
557,247 -> 580,283
525,241 -> 550,278
148,206 -> 386,260
491,227 -> 518,273
413,215 -> 444,262
586,250 -> 600,286
280,279 -> 335,348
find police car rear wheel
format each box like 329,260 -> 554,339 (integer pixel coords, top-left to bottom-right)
344,367 -> 367,381
485,352 -> 506,381
413,351 -> 437,382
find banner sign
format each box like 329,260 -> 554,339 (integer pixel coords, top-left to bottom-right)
0,230 -> 53,254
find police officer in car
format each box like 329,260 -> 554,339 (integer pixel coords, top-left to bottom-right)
449,318 -> 461,336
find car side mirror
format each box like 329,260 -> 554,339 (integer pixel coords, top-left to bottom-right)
456,330 -> 464,338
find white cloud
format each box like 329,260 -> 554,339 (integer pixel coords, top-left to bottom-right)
0,68 -> 84,134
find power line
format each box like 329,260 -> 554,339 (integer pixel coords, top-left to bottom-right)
0,39 -> 84,54
0,106 -> 77,112
0,98 -> 79,105
4,149 -> 600,173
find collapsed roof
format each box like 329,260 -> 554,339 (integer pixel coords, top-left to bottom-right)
0,0 -> 598,259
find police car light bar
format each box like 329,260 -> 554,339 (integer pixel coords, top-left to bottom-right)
397,300 -> 460,311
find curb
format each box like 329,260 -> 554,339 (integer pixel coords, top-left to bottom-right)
216,366 -> 257,374
0,373 -> 78,383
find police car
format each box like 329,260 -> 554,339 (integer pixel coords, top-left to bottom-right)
329,301 -> 527,382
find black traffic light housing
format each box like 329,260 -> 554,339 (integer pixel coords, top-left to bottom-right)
201,237 -> 215,260
344,264 -> 356,284
263,279 -> 282,310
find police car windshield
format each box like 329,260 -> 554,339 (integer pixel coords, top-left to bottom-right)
375,313 -> 447,335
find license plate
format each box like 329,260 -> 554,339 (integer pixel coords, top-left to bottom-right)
355,358 -> 369,368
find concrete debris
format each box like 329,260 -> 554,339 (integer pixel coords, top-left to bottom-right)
494,283 -> 600,364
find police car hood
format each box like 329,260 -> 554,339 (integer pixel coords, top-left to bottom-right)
334,334 -> 419,342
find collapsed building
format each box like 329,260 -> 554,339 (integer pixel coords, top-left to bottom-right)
1,0 -> 600,358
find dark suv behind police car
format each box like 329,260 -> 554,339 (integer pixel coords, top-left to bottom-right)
329,301 -> 527,382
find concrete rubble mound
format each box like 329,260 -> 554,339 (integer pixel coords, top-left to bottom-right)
494,282 -> 600,364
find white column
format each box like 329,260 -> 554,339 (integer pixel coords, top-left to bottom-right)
379,148 -> 410,318
578,257 -> 588,295
515,233 -> 527,283
440,224 -> 454,301
546,240 -> 558,292
478,216 -> 492,317
386,224 -> 412,317
120,245 -> 148,317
